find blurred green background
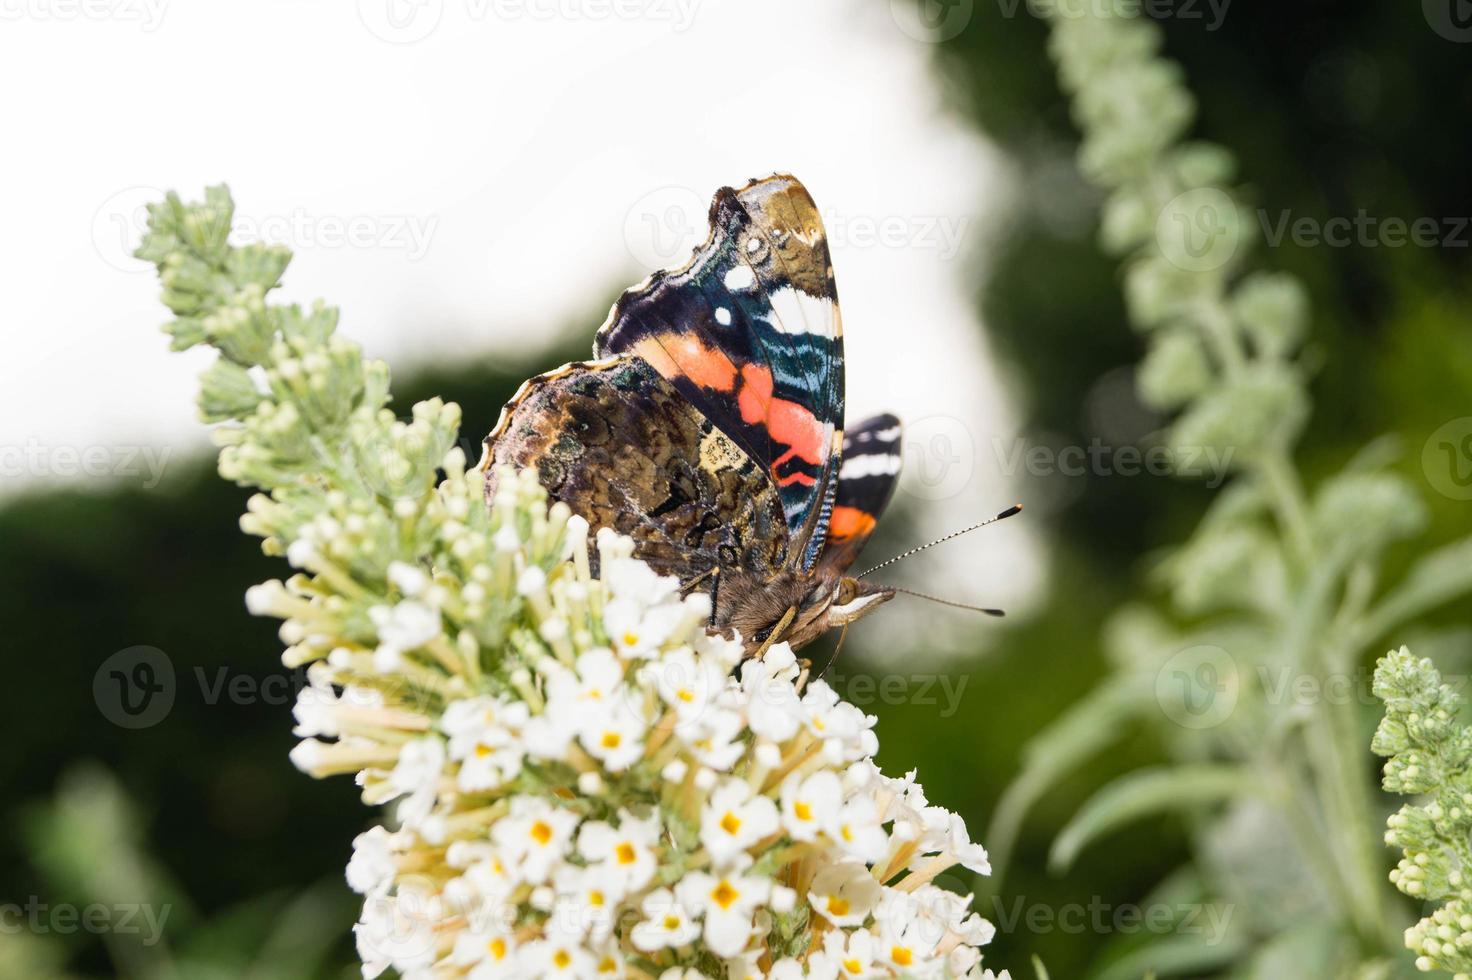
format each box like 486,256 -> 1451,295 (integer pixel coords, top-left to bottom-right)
4,2 -> 1471,976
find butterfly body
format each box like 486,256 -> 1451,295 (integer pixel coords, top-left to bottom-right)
479,175 -> 902,655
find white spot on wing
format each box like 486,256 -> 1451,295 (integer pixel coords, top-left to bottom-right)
714,306 -> 732,326
839,453 -> 901,480
765,286 -> 835,338
723,265 -> 756,291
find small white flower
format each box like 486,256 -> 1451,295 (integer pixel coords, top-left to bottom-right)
490,796 -> 580,884
826,794 -> 888,865
577,812 -> 659,892
346,826 -> 399,897
516,932 -> 595,978
780,770 -> 841,842
701,780 -> 780,866
631,888 -> 700,952
369,599 -> 441,668
676,869 -> 771,958
388,736 -> 445,828
602,557 -> 681,605
740,647 -> 805,742
681,708 -> 747,771
878,907 -> 943,976
578,697 -> 649,772
450,920 -> 519,977
550,862 -> 622,942
354,886 -> 439,978
388,560 -> 429,597
807,861 -> 881,928
823,927 -> 879,978
643,645 -> 727,726
605,597 -> 689,659
444,695 -> 530,792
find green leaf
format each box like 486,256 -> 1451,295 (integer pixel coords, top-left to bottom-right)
1358,535 -> 1472,647
1088,933 -> 1248,980
985,677 -> 1151,892
1050,764 -> 1259,872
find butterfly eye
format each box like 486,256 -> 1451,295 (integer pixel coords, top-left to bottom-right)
835,578 -> 858,606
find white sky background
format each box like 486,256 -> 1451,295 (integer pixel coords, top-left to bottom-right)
0,0 -> 1045,645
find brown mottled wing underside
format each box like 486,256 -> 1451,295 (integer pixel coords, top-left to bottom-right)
477,355 -> 789,594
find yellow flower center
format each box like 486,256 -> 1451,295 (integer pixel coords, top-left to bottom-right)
623,631 -> 639,646
826,895 -> 850,916
677,688 -> 694,702
663,914 -> 681,929
531,820 -> 554,845
475,743 -> 492,758
843,959 -> 862,974
720,811 -> 742,835
598,957 -> 617,973
892,946 -> 913,967
601,731 -> 621,749
616,842 -> 637,865
589,890 -> 605,907
487,938 -> 507,960
553,949 -> 572,969
794,801 -> 813,821
711,880 -> 739,909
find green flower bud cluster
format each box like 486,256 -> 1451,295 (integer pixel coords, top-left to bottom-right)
1373,647 -> 1472,976
1046,5 -> 1314,478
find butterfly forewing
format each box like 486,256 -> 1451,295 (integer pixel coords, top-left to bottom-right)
595,174 -> 844,569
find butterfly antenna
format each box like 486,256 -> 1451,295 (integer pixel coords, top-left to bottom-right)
887,586 -> 1006,617
855,504 -> 1022,580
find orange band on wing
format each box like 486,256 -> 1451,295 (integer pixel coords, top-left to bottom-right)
828,505 -> 876,541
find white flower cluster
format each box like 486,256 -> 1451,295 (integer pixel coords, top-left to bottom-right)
266,467 -> 1003,980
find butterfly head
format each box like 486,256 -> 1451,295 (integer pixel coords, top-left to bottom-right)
731,568 -> 895,655
825,574 -> 896,629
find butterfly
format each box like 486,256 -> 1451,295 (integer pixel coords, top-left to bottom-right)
478,175 -> 905,657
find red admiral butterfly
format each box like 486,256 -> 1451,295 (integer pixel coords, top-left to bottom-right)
478,175 -> 1002,657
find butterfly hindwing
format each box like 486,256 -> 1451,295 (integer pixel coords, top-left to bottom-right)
821,413 -> 903,575
595,174 -> 844,569
479,355 -> 790,587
